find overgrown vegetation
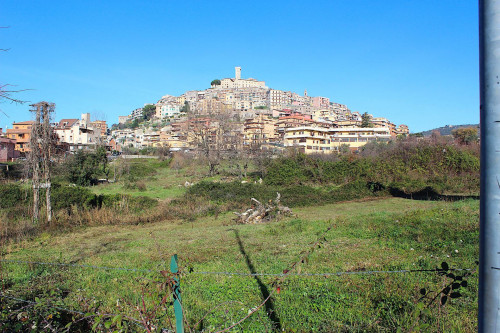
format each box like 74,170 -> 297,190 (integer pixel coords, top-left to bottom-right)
264,139 -> 479,195
0,137 -> 480,331
63,146 -> 109,186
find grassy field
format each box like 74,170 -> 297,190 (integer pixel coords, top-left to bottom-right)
89,158 -> 240,200
1,197 -> 479,332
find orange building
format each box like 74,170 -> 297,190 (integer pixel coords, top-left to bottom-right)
5,121 -> 34,154
91,120 -> 108,140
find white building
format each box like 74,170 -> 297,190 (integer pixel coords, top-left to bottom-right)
269,89 -> 292,108
55,113 -> 102,151
130,108 -> 143,120
284,126 -> 392,154
218,67 -> 268,89
158,104 -> 181,118
118,116 -> 129,124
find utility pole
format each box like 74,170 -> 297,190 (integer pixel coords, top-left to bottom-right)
28,102 -> 55,225
478,1 -> 500,331
29,106 -> 41,223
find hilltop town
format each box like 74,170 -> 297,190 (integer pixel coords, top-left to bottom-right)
0,67 -> 408,160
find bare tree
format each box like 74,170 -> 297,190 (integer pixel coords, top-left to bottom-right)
190,117 -> 220,176
189,108 -> 243,177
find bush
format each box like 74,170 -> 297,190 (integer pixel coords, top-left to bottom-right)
264,140 -> 479,195
264,157 -> 308,185
63,147 -> 109,186
127,196 -> 157,212
185,180 -> 386,210
51,185 -> 97,211
0,183 -> 28,209
51,185 -> 156,212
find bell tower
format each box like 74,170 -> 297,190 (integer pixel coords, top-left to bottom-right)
235,66 -> 241,80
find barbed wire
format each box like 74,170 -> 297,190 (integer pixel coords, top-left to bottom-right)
0,293 -> 85,316
0,259 -> 473,277
189,267 -> 473,277
0,259 -> 153,273
0,293 -> 145,327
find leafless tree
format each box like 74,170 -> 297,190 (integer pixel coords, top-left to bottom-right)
189,108 -> 243,177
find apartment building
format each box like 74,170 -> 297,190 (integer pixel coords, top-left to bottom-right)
5,121 -> 34,154
311,109 -> 337,123
312,96 -> 330,109
242,114 -> 277,148
91,120 -> 108,140
331,102 -> 350,115
396,124 -> 410,136
111,128 -> 135,148
196,98 -> 230,115
284,126 -> 392,154
159,128 -> 190,151
269,89 -> 292,108
371,117 -> 397,136
275,114 -> 319,141
157,104 -> 181,118
334,119 -> 362,127
130,108 -> 144,120
54,114 -> 102,151
141,130 -> 161,147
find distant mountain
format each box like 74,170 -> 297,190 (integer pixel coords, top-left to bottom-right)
419,124 -> 479,137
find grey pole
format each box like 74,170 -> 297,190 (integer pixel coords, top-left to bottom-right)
479,0 -> 500,331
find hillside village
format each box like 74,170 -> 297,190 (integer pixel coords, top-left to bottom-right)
0,67 -> 409,161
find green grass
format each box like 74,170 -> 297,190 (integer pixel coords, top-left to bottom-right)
90,159 -> 195,200
1,198 -> 479,332
90,158 -> 252,200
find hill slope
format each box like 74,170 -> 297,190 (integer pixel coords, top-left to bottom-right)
420,124 -> 479,137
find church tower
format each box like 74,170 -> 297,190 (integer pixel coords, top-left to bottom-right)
235,66 -> 241,80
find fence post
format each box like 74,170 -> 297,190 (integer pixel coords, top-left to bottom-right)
170,254 -> 184,333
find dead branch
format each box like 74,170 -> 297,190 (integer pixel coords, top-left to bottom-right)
0,84 -> 32,104
234,192 -> 293,224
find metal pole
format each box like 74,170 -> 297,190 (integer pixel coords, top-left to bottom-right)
479,0 -> 500,331
170,254 -> 184,333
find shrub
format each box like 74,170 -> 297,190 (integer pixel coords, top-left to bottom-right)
264,141 -> 479,195
51,185 -> 97,211
264,157 -> 308,185
136,181 -> 147,191
0,183 -> 28,209
127,196 -> 157,212
63,147 -> 109,186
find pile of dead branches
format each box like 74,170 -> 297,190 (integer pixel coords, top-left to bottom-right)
234,192 -> 293,224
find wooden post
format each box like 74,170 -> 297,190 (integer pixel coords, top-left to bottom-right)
170,254 -> 184,333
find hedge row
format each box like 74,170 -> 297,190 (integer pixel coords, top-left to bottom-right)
0,183 -> 157,212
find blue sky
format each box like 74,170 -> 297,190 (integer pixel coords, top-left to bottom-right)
0,1 -> 478,132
